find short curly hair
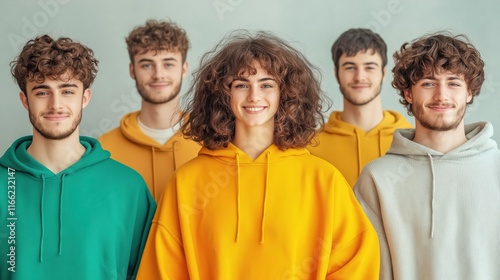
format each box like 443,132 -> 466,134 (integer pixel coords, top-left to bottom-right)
331,28 -> 387,78
181,30 -> 327,150
126,19 -> 190,63
10,34 -> 98,93
392,32 -> 485,116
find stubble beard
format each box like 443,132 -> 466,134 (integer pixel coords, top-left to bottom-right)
413,103 -> 466,131
340,82 -> 382,106
29,109 -> 82,140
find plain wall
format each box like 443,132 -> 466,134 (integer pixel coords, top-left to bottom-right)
1,0 -> 499,155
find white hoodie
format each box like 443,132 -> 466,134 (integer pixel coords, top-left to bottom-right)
354,122 -> 500,280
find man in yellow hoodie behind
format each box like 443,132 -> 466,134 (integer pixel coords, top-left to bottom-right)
99,19 -> 200,201
308,28 -> 412,187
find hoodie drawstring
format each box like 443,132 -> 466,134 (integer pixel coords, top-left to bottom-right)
378,132 -> 383,157
59,174 -> 66,255
151,146 -> 157,199
427,153 -> 436,238
40,174 -> 46,262
235,153 -> 241,243
260,152 -> 270,244
354,129 -> 362,176
172,141 -> 178,170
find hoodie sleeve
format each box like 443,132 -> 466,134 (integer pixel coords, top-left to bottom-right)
326,173 -> 380,279
354,169 -> 393,280
127,180 -> 157,279
136,177 -> 190,280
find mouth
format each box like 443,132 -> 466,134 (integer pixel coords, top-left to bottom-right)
43,114 -> 69,121
243,106 -> 266,113
427,103 -> 455,111
350,84 -> 370,89
149,83 -> 171,90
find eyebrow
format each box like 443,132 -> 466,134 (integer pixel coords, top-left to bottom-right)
233,77 -> 276,83
30,83 -> 79,91
137,57 -> 178,63
421,75 -> 464,81
341,61 -> 380,67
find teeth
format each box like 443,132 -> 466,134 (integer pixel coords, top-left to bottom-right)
245,107 -> 264,112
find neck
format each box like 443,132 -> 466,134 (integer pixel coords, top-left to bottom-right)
28,131 -> 85,174
138,97 -> 180,129
413,122 -> 468,153
341,98 -> 384,131
232,124 -> 274,160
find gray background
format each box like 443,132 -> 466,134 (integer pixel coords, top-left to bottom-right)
1,0 -> 499,155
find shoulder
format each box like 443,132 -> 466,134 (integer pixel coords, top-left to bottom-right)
98,126 -> 122,142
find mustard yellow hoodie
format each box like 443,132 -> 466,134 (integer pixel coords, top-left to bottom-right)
137,143 -> 379,279
308,110 -> 412,187
99,111 -> 201,201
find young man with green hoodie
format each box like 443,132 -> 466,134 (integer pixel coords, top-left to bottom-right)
0,35 -> 156,279
308,28 -> 412,187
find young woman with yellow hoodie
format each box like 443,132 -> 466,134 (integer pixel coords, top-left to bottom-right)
137,30 -> 379,280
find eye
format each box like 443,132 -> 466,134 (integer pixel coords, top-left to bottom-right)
141,63 -> 153,69
421,82 -> 434,87
233,83 -> 248,89
262,83 -> 274,89
35,91 -> 49,96
164,63 -> 174,68
63,90 -> 74,95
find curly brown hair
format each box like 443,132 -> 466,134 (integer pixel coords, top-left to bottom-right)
392,32 -> 485,116
181,30 -> 327,150
10,34 -> 98,93
126,19 -> 190,63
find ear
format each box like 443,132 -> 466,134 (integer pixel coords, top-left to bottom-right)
382,66 -> 387,81
466,89 -> 473,103
334,67 -> 339,83
129,63 -> 135,80
82,88 -> 92,109
404,89 -> 412,104
181,61 -> 189,79
19,91 -> 29,110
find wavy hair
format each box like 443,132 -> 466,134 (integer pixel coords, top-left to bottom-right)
392,32 -> 485,115
126,19 -> 190,63
181,30 -> 327,150
10,34 -> 98,93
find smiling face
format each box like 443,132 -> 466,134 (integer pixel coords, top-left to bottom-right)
230,60 -> 280,133
129,49 -> 188,105
405,69 -> 472,131
336,49 -> 386,106
20,72 -> 91,140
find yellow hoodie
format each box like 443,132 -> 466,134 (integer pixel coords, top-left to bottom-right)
137,143 -> 379,279
98,111 -> 201,201
308,110 -> 412,187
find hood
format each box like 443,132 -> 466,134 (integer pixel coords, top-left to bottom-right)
200,143 -> 308,243
0,135 -> 110,262
323,110 -> 411,136
386,121 -> 496,238
387,121 -> 497,158
0,136 -> 110,177
119,111 -> 180,150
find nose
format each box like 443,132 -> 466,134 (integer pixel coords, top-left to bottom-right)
247,86 -> 261,102
433,84 -> 448,101
153,65 -> 166,80
49,94 -> 63,110
354,69 -> 366,82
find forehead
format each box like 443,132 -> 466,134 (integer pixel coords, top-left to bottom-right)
339,49 -> 383,65
26,72 -> 83,90
133,49 -> 182,62
421,68 -> 465,80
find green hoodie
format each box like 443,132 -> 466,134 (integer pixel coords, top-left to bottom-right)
0,136 -> 156,280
